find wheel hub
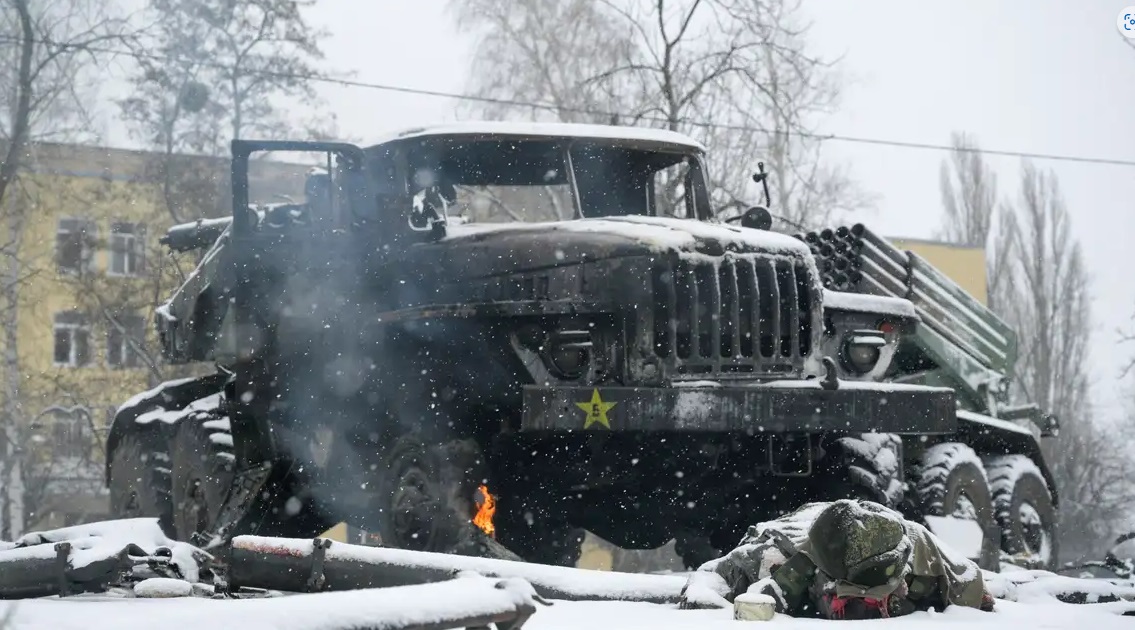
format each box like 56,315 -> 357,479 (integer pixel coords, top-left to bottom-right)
951,494 -> 978,520
1017,503 -> 1052,563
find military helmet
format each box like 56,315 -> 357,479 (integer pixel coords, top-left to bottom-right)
806,499 -> 912,597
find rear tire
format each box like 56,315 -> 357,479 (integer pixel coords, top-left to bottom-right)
985,455 -> 1058,569
169,407 -> 333,544
108,430 -> 173,536
911,443 -> 998,567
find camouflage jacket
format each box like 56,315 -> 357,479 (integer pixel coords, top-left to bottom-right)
688,502 -> 994,618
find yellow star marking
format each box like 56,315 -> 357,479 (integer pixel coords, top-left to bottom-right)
576,388 -> 617,429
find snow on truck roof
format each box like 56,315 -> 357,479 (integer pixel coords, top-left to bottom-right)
366,121 -> 706,153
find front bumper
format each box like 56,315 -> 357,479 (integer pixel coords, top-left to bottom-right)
521,381 -> 956,435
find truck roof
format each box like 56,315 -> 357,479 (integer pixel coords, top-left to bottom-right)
365,121 -> 707,153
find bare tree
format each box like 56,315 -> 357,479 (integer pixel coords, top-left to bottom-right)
119,0 -> 333,223
936,131 -> 1018,313
450,0 -> 869,228
0,0 -> 129,539
998,160 -> 1135,560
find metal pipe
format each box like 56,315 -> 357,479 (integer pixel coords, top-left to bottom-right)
0,542 -> 139,599
228,536 -> 687,604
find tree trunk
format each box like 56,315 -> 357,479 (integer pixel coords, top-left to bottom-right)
0,192 -> 27,539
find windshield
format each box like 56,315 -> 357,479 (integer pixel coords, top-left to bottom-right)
390,137 -> 707,224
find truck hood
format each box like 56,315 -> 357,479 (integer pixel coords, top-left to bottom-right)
433,216 -> 811,273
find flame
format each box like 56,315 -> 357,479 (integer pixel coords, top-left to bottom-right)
473,485 -> 496,537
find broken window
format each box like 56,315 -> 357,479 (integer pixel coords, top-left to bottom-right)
53,311 -> 91,367
651,158 -> 694,219
386,136 -> 709,224
109,221 -> 145,276
56,218 -> 96,274
106,313 -> 145,368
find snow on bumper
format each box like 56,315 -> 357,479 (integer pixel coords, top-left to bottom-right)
521,381 -> 956,434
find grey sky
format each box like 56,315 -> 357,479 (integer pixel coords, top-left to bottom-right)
98,0 -> 1135,418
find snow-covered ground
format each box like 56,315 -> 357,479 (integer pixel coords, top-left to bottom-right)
3,561 -> 1134,630
3,518 -> 1133,629
2,587 -> 1132,630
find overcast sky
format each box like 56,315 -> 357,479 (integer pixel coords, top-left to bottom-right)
99,0 -> 1135,419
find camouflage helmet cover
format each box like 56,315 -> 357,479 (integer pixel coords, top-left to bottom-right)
805,499 -> 912,598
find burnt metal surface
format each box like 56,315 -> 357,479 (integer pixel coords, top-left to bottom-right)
521,384 -> 956,435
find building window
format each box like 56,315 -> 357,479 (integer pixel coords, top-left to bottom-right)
109,221 -> 145,277
53,311 -> 91,367
106,313 -> 145,368
48,406 -> 91,460
56,218 -> 96,274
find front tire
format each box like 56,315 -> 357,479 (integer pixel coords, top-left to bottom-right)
818,433 -> 906,507
911,443 -> 998,567
375,435 -> 521,560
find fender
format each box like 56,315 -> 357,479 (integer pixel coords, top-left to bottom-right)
103,372 -> 229,483
953,410 -> 1059,507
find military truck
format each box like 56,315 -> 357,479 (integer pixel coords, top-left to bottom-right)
104,122 -> 1057,571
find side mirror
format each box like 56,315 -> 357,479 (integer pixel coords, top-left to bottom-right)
740,206 -> 773,231
409,186 -> 449,241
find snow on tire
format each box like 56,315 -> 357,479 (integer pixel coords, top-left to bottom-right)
984,454 -> 1058,570
911,442 -> 998,566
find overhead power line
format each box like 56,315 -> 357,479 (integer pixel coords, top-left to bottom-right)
6,36 -> 1135,168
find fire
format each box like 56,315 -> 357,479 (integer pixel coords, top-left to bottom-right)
473,484 -> 496,537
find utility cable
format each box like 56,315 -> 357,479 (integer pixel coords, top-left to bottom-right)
4,36 -> 1135,167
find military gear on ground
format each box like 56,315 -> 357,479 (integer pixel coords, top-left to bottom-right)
681,499 -> 995,619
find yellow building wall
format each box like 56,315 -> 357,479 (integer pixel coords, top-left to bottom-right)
10,170 -> 180,527
8,143 -> 312,529
888,238 -> 989,307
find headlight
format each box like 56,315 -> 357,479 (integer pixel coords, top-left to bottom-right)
840,330 -> 886,375
543,329 -> 592,379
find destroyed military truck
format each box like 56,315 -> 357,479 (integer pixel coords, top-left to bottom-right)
103,122 -> 1058,572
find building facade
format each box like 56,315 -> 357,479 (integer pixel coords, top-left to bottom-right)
2,142 -> 308,533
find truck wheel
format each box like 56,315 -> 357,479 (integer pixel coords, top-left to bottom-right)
985,455 -> 1058,569
377,435 -> 522,560
911,443 -> 997,564
169,414 -> 235,542
819,433 -> 905,507
675,533 -> 719,570
495,498 -> 585,567
108,430 -> 173,534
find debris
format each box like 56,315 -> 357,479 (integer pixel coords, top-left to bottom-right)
733,591 -> 776,621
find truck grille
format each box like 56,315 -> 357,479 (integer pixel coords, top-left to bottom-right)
649,256 -> 814,375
